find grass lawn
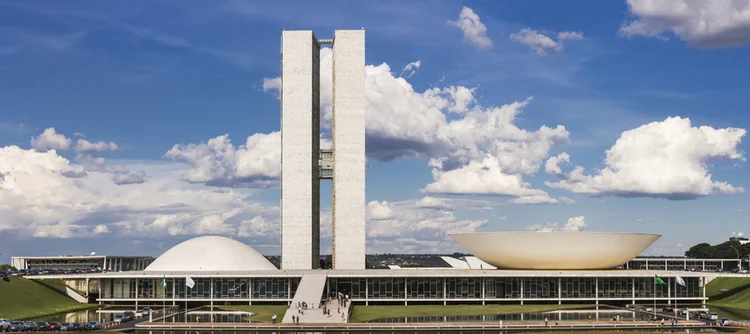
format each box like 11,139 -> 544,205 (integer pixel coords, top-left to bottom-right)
0,277 -> 97,320
349,304 -> 588,323
706,277 -> 750,311
706,277 -> 750,298
218,305 -> 289,322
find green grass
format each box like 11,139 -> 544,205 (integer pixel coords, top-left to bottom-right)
706,277 -> 750,298
0,277 -> 97,320
217,305 -> 290,322
349,304 -> 588,323
706,277 -> 750,311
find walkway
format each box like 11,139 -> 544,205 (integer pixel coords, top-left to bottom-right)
281,273 -> 328,323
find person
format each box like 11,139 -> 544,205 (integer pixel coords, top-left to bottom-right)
555,320 -> 559,327
292,315 -> 295,324
544,317 -> 548,327
660,318 -> 665,326
588,315 -> 592,324
272,314 -> 277,324
498,319 -> 503,328
338,306 -> 340,314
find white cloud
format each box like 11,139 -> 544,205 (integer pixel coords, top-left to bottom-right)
447,6 -> 493,50
510,195 -> 574,205
30,128 -> 71,152
75,139 -> 119,153
526,216 -> 586,232
366,199 -> 488,253
0,145 -> 279,239
415,196 -> 454,210
558,31 -> 585,40
94,224 -> 110,234
400,60 -> 421,78
73,132 -> 85,137
509,29 -> 584,55
546,117 -> 746,199
112,170 -> 148,185
164,132 -> 281,188
545,152 -> 570,175
619,0 -> 750,47
262,77 -> 281,99
367,200 -> 394,220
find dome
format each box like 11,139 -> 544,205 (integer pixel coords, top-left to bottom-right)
450,232 -> 660,270
144,236 -> 277,271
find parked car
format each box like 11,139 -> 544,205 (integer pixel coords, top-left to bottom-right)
9,321 -> 26,332
36,322 -> 49,331
123,311 -> 135,321
59,323 -> 71,331
48,322 -> 61,331
71,323 -> 82,331
25,322 -> 39,331
142,307 -> 151,315
112,315 -> 123,324
87,322 -> 100,330
0,318 -> 10,331
135,310 -> 144,318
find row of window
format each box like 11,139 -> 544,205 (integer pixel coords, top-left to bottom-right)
102,276 -> 702,300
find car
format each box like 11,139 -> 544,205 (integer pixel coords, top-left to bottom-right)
142,307 -> 151,315
112,315 -> 123,324
25,322 -> 39,331
71,323 -> 82,331
48,322 -> 61,331
135,310 -> 144,318
123,311 -> 135,321
59,323 -> 71,331
87,322 -> 100,330
37,322 -> 50,331
0,318 -> 10,331
9,321 -> 26,332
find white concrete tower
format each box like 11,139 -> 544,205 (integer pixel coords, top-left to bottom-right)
280,31 -> 321,270
331,30 -> 366,269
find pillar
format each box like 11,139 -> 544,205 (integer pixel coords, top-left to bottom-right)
280,30 -> 321,270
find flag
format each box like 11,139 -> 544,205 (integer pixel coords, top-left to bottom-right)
675,276 -> 686,287
654,274 -> 666,285
160,275 -> 167,289
186,276 -> 195,289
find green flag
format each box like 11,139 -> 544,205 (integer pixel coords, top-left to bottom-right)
161,275 -> 167,289
654,274 -> 666,285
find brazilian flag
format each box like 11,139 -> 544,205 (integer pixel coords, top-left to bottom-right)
654,274 -> 666,285
161,275 -> 167,289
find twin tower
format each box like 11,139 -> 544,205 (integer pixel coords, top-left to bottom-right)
280,30 -> 366,270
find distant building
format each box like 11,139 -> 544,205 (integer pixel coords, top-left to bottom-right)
730,236 -> 750,245
11,255 -> 154,271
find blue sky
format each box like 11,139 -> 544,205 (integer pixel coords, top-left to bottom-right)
1,0 -> 749,263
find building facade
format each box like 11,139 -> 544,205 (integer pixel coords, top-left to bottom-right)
280,30 -> 366,270
11,255 -> 153,272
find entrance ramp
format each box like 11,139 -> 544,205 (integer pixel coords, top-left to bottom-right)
282,274 -> 327,323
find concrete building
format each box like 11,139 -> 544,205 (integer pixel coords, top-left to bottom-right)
280,30 -> 365,270
11,255 -> 153,272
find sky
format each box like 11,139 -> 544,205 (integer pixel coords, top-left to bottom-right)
1,0 -> 750,263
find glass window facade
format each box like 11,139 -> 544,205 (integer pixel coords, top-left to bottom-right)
98,276 -> 703,302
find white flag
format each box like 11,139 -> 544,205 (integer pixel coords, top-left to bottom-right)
675,276 -> 686,287
185,276 -> 195,289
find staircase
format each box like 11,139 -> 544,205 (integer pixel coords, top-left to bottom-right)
282,274 -> 327,323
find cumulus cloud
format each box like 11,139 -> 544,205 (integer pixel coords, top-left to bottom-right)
509,29 -> 584,55
112,170 -> 148,185
619,0 -> 750,47
75,139 -> 119,153
164,132 -> 280,188
546,117 -> 746,199
400,60 -> 421,78
30,127 -> 71,152
367,200 -> 394,220
366,199 -> 488,253
237,52 -> 570,202
0,144 -> 279,240
527,216 -> 586,232
545,152 -> 570,175
447,6 -> 493,50
262,77 -> 281,99
415,196 -> 454,210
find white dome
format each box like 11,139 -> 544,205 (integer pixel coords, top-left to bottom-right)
144,236 -> 277,271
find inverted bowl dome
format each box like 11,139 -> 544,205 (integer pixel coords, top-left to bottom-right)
450,232 -> 660,270
145,235 -> 277,272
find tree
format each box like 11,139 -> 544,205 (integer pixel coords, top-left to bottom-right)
685,243 -> 712,258
0,264 -> 17,271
